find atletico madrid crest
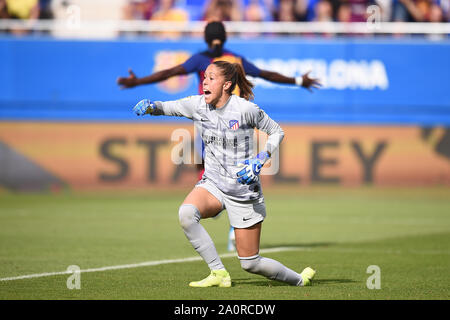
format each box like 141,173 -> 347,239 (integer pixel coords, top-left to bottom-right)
229,120 -> 239,130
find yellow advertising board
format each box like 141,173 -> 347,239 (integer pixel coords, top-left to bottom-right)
0,122 -> 449,191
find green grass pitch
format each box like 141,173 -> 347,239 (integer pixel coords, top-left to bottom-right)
0,186 -> 449,300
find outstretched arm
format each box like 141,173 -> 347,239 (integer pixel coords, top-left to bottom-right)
259,69 -> 321,92
132,95 -> 200,119
117,64 -> 187,89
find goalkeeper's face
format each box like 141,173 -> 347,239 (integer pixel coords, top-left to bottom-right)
203,64 -> 232,108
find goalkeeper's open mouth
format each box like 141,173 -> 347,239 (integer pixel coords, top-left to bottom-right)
203,89 -> 213,103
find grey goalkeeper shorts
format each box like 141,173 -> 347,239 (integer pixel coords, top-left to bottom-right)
195,178 -> 266,229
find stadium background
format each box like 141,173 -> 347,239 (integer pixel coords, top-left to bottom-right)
1,36 -> 449,191
0,0 -> 449,302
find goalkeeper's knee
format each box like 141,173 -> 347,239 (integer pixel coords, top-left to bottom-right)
178,204 -> 201,230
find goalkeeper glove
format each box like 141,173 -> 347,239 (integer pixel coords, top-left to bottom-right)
236,151 -> 270,185
133,99 -> 154,116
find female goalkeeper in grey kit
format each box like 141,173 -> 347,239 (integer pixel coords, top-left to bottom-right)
132,60 -> 315,287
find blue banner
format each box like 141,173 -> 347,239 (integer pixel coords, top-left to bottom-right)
0,36 -> 449,124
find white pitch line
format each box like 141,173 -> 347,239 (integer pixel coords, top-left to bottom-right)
0,246 -> 307,282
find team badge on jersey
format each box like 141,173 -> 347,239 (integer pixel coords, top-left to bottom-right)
229,120 -> 239,130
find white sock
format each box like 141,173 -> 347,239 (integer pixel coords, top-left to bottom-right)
178,204 -> 225,271
239,254 -> 302,286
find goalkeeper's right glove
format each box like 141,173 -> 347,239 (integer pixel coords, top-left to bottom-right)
236,151 -> 270,185
133,99 -> 154,116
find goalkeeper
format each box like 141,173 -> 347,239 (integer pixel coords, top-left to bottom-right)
131,60 -> 315,287
118,21 -> 321,252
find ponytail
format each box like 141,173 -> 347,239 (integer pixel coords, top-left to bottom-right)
212,61 -> 254,101
233,63 -> 254,101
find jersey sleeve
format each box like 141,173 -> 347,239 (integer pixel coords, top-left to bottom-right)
246,104 -> 284,155
181,53 -> 202,73
241,57 -> 261,77
152,95 -> 201,119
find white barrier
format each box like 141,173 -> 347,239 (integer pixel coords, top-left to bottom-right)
0,19 -> 449,39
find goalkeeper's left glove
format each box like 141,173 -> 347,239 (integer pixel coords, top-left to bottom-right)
133,99 -> 154,116
236,151 -> 270,185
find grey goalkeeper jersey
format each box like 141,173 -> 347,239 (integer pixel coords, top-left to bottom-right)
152,94 -> 284,201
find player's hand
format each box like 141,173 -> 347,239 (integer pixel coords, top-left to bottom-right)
133,99 -> 154,116
117,68 -> 138,89
298,71 -> 322,93
236,151 -> 270,185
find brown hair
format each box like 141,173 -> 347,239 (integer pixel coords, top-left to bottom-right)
212,60 -> 254,101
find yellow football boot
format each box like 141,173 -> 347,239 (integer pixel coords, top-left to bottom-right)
189,270 -> 231,288
300,267 -> 316,286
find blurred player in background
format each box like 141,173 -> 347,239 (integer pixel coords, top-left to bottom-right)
131,60 -> 316,288
117,20 -> 321,252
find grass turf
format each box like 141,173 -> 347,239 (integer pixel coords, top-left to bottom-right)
0,187 -> 449,300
